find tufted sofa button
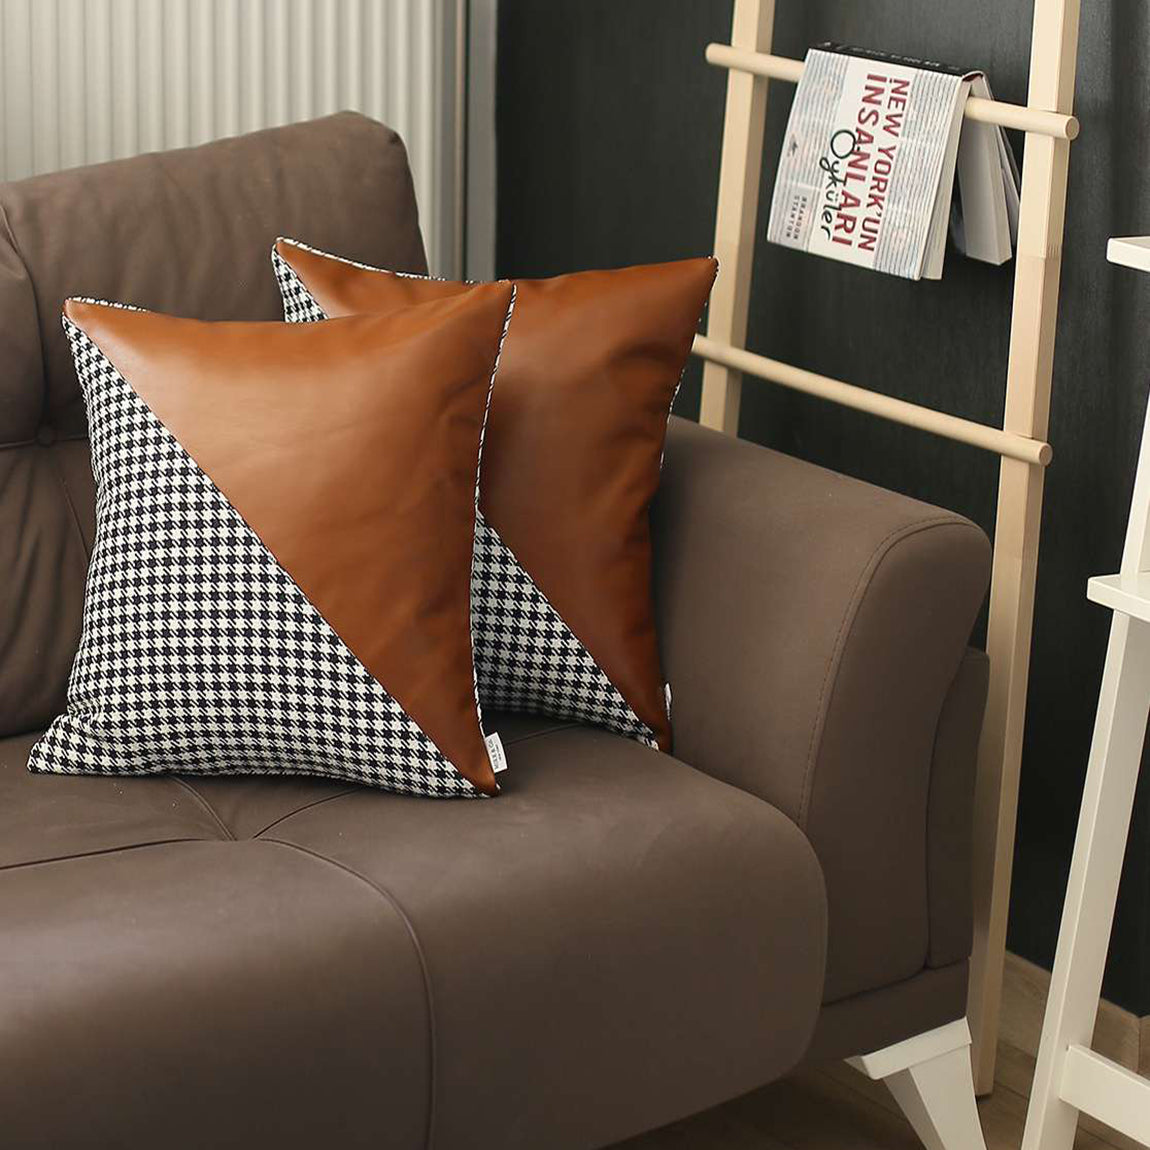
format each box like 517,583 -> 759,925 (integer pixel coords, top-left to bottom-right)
35,425 -> 57,446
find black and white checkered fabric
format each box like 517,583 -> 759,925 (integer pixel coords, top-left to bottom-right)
471,515 -> 656,745
273,247 -> 328,323
273,240 -> 661,748
28,313 -> 482,797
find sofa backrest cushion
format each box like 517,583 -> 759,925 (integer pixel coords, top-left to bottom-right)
0,113 -> 428,736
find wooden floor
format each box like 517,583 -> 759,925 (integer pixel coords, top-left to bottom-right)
612,1040 -> 1131,1150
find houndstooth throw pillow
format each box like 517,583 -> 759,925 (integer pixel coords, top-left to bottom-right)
30,288 -> 515,797
272,239 -> 719,754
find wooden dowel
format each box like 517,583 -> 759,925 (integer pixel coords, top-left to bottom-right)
706,43 -> 803,83
967,93 -> 1080,141
691,334 -> 1053,465
704,43 -> 1080,140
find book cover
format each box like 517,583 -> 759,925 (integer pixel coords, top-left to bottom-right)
767,44 -> 979,280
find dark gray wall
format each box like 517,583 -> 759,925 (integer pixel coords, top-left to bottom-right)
496,0 -> 1150,1012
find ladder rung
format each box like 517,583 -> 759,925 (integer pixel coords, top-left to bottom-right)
705,43 -> 1080,140
691,335 -> 1052,465
1060,1046 -> 1150,1145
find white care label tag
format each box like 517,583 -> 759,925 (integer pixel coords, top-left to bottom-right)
485,731 -> 508,774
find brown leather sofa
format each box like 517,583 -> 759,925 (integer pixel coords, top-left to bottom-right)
0,114 -> 991,1150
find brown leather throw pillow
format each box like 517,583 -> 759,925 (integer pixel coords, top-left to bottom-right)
29,286 -> 515,797
273,238 -> 718,752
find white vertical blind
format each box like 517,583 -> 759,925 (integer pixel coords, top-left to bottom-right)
0,0 -> 460,275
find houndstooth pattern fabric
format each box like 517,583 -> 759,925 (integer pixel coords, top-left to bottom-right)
273,241 -> 441,324
28,315 -> 481,798
472,515 -> 657,746
273,239 -> 661,748
273,248 -> 328,324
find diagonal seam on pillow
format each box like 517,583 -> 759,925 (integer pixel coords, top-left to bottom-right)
271,237 -> 718,755
31,286 -> 516,797
271,243 -> 661,749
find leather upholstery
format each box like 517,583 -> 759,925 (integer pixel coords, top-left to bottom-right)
0,715 -> 827,1150
62,290 -> 514,793
0,112 -> 427,737
275,240 -> 720,750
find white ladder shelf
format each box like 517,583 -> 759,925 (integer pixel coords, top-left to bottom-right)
1022,240 -> 1150,1150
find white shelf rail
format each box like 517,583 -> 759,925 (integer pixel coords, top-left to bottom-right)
693,0 -> 1082,1092
1020,238 -> 1150,1150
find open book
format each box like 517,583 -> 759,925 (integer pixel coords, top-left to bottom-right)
766,44 -> 1020,281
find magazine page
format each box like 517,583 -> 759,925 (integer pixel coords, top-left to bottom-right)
953,75 -> 1016,265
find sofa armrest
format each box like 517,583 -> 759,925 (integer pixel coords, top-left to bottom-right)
652,417 -> 991,1003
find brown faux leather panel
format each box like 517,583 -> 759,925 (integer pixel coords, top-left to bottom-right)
65,288 -> 514,794
652,417 -> 990,1003
277,240 -> 719,750
1,113 -> 429,739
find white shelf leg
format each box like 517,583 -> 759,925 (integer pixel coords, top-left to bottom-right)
849,1020 -> 987,1150
1024,346 -> 1150,1150
1022,612 -> 1150,1150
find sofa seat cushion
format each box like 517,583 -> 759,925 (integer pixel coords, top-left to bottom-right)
0,718 -> 826,1150
0,833 -> 433,1150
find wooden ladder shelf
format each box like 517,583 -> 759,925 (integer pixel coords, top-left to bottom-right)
695,0 -> 1082,1091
